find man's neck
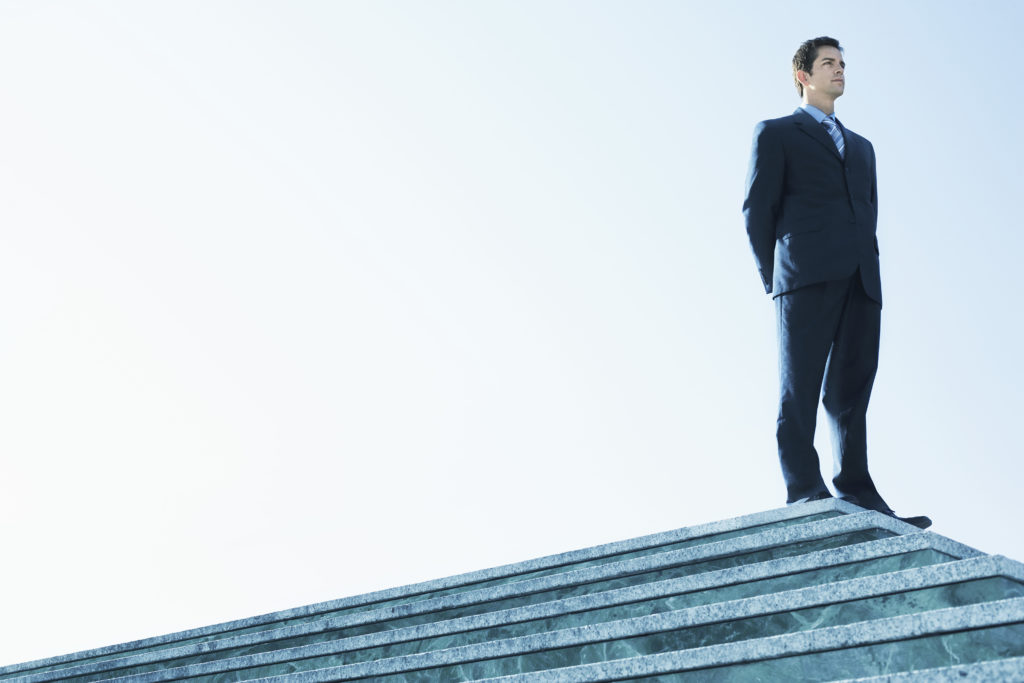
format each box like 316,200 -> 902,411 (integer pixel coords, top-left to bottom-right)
803,95 -> 836,116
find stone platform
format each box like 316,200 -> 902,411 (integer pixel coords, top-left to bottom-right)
2,499 -> 1022,681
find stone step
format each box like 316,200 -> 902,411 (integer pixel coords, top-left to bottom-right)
82,555 -> 1024,683
0,499 -> 855,680
837,656 -> 1024,681
469,598 -> 1024,683
12,531 -> 979,683
2,505 -> 928,682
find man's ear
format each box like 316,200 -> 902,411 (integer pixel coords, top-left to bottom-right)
796,69 -> 811,87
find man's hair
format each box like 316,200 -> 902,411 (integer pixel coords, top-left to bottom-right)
792,36 -> 842,97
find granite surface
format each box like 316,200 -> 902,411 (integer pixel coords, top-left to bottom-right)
47,549 -> 958,682
7,501 -> 1004,683
267,579 -> 1024,682
255,618 -> 1024,683
472,598 -> 1024,683
11,529 -> 973,683
82,559 -> 1024,683
6,514 -> 913,682
838,655 -> 1024,681
0,500 -> 857,678
626,623 -> 1024,682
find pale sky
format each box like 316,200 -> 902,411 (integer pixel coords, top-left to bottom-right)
2,0 -> 1022,667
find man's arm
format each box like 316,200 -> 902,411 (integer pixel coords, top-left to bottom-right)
868,139 -> 879,254
742,121 -> 785,293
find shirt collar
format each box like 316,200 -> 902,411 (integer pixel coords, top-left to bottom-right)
800,103 -> 836,124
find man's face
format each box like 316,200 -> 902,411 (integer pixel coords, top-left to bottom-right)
801,46 -> 845,99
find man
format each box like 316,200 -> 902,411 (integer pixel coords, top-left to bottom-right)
742,36 -> 931,529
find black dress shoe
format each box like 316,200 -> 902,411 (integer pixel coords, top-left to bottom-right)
838,496 -> 932,529
789,491 -> 833,504
885,512 -> 933,530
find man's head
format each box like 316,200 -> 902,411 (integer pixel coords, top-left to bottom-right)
792,37 -> 845,100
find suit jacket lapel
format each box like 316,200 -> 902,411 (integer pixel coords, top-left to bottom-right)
836,119 -> 857,165
793,108 -> 843,161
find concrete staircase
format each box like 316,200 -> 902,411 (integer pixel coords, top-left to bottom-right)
2,499 -> 1023,682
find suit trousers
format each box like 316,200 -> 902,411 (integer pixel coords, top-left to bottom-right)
775,269 -> 888,509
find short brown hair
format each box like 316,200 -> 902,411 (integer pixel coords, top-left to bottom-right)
792,36 -> 842,96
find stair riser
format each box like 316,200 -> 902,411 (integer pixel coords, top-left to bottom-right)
0,503 -> 857,679
834,655 -> 1024,682
472,598 -> 1024,683
59,548 -> 956,683
28,526 -> 973,683
176,578 -> 1024,683
623,623 -> 1024,683
12,517 -> 907,682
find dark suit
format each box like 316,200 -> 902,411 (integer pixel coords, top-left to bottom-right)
743,108 -> 890,510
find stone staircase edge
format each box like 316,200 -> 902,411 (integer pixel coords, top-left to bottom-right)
0,500 -> 850,676
835,655 -> 1024,681
466,597 -> 1024,683
12,532 -> 974,683
4,511 -> 941,682
74,554 -> 1024,683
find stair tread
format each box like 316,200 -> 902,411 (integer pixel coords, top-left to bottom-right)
0,500 -> 860,678
11,534 -> 976,683
67,558 -> 1024,683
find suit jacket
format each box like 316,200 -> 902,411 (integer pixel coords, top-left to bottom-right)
743,108 -> 881,304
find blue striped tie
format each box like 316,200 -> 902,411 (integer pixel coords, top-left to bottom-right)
822,116 -> 845,158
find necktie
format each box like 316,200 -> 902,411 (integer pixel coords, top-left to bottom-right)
822,116 -> 845,158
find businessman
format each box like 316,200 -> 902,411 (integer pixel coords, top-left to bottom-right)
742,36 -> 931,529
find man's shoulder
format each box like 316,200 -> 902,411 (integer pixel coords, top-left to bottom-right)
759,111 -> 805,127
752,111 -> 806,137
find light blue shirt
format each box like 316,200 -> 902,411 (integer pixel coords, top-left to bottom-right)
801,103 -> 845,155
800,103 -> 835,125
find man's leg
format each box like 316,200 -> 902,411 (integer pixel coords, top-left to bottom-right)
822,273 -> 889,511
775,280 -> 847,503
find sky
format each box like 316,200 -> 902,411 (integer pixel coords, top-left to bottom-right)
1,0 -> 1022,667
